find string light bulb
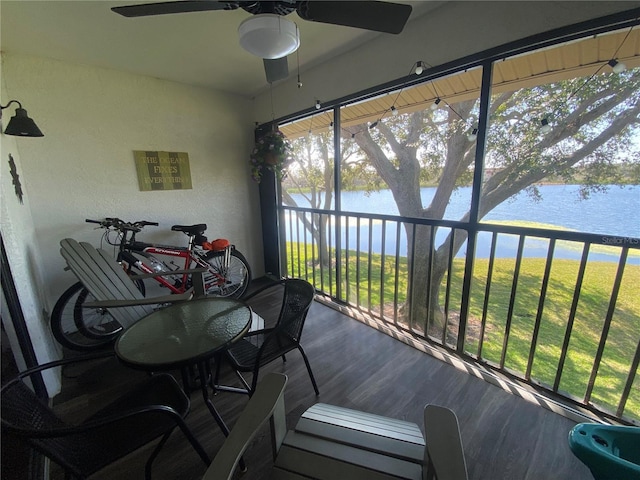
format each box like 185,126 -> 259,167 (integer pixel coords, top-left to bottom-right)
430,98 -> 441,111
608,59 -> 627,73
315,100 -> 321,110
391,106 -> 399,116
414,61 -> 426,75
467,128 -> 478,141
369,121 -> 379,130
540,118 -> 552,134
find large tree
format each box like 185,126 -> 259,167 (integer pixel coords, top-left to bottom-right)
284,130 -> 369,266
282,132 -> 334,266
284,68 -> 640,332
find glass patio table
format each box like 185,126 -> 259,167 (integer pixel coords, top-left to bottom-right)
115,297 -> 252,435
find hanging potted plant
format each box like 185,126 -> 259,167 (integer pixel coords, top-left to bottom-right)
250,129 -> 292,183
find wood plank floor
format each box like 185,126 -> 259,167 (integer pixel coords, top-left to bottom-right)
44,281 -> 593,480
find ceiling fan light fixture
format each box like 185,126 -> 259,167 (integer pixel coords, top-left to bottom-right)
238,14 -> 300,60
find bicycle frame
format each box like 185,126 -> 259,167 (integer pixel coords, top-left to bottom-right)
86,217 -> 248,299
120,240 -> 231,293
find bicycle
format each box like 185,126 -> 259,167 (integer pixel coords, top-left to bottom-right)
51,218 -> 252,351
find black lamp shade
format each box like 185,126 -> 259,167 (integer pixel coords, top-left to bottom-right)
4,108 -> 44,137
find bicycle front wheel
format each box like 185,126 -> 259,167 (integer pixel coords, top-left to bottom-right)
202,249 -> 251,298
50,282 -> 122,351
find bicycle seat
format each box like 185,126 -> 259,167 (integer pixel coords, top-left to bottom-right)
171,224 -> 207,236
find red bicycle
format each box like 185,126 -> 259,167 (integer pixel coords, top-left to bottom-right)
51,218 -> 252,351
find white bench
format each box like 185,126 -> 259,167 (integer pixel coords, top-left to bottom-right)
273,403 -> 424,479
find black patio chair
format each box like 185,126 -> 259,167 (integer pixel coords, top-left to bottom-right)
0,352 -> 210,480
222,278 -> 319,397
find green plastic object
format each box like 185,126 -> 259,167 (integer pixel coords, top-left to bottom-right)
568,423 -> 640,480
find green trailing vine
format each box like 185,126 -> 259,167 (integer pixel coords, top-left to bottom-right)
250,130 -> 293,183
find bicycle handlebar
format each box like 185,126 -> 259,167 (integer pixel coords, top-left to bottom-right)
85,218 -> 159,233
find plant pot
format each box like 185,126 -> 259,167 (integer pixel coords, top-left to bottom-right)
264,153 -> 279,166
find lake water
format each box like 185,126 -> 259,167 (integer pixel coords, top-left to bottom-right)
286,184 -> 640,264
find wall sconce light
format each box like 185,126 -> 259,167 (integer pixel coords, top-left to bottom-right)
608,59 -> 627,73
1,100 -> 44,137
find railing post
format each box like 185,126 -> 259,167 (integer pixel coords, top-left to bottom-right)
554,243 -> 591,393
525,238 -> 556,381
584,248 -> 628,404
334,107 -> 342,300
457,60 -> 493,353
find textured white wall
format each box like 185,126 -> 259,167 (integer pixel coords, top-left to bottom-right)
1,54 -> 260,391
1,113 -> 61,393
254,1 -> 637,122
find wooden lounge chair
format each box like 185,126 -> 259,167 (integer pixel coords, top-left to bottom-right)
202,372 -> 288,480
59,238 -> 204,329
202,373 -> 468,480
270,403 -> 468,480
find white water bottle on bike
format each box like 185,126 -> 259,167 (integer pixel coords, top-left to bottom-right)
147,256 -> 170,273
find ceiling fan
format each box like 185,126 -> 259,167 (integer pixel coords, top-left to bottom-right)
111,1 -> 413,83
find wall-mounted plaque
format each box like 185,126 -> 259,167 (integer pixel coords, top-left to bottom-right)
134,151 -> 192,191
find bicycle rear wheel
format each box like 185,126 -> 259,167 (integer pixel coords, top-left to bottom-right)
50,282 -> 122,351
202,249 -> 251,298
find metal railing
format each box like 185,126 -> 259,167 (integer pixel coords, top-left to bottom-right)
281,204 -> 640,424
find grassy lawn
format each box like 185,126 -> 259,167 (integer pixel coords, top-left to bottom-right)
466,257 -> 639,420
286,242 -> 639,421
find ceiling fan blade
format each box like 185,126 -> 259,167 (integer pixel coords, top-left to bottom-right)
264,57 -> 289,83
297,1 -> 412,34
111,1 -> 236,18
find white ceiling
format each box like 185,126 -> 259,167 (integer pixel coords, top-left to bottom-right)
0,1 -> 439,97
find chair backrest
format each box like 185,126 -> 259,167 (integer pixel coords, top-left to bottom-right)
423,404 -> 468,480
275,278 -> 315,343
3,358 -> 209,479
60,238 -> 153,328
202,373 -> 288,480
1,379 -> 87,476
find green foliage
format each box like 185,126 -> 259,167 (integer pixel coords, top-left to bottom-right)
486,70 -> 640,191
250,130 -> 293,183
